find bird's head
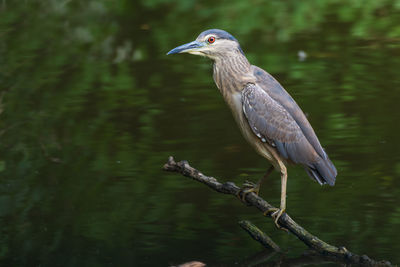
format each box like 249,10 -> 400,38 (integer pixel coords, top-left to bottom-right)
167,29 -> 243,60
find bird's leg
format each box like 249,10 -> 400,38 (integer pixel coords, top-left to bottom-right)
238,166 -> 274,201
270,164 -> 287,230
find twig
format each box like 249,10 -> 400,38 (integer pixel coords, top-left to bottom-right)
239,220 -> 280,252
163,156 -> 394,267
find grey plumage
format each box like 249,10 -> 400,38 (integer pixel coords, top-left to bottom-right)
167,29 -> 337,227
242,74 -> 337,186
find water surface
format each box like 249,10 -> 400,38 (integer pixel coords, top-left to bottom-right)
0,1 -> 400,266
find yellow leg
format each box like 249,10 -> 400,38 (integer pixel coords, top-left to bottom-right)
271,163 -> 287,230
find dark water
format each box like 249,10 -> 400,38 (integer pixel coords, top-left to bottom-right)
1,1 -> 400,266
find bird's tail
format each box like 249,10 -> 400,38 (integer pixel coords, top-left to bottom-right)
305,157 -> 337,186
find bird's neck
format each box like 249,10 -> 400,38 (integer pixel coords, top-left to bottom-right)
213,51 -> 255,99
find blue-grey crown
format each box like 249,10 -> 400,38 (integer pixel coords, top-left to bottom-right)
197,29 -> 238,42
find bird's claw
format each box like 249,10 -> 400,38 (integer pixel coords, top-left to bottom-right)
263,207 -> 288,232
263,207 -> 279,216
237,180 -> 260,202
272,208 -> 288,232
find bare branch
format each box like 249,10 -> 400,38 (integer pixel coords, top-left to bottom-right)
163,156 -> 394,267
238,220 -> 280,252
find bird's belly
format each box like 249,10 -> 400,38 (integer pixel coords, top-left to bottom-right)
228,92 -> 282,168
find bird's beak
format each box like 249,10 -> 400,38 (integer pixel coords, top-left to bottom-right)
167,40 -> 205,55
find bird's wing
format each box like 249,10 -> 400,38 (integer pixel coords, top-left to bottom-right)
251,65 -> 327,160
242,83 -> 319,165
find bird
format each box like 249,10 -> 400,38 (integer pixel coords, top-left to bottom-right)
167,29 -> 337,227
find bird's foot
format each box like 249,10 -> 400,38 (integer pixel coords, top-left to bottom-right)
236,180 -> 260,202
263,207 -> 279,217
271,208 -> 288,232
263,207 -> 287,231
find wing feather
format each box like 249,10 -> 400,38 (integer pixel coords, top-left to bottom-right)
242,83 -> 318,164
242,83 -> 337,186
251,65 -> 327,160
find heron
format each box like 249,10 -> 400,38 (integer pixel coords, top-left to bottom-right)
167,29 -> 337,227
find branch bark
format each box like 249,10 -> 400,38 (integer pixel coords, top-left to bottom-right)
238,220 -> 280,252
163,156 -> 393,267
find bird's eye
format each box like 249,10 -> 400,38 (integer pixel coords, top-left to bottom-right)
207,36 -> 216,44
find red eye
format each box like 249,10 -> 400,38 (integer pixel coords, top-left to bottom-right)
208,36 -> 215,44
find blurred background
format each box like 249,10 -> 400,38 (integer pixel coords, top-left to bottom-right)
0,0 -> 400,266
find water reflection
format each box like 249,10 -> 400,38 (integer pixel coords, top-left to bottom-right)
0,0 -> 400,266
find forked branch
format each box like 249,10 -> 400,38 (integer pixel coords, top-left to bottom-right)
163,156 -> 393,267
